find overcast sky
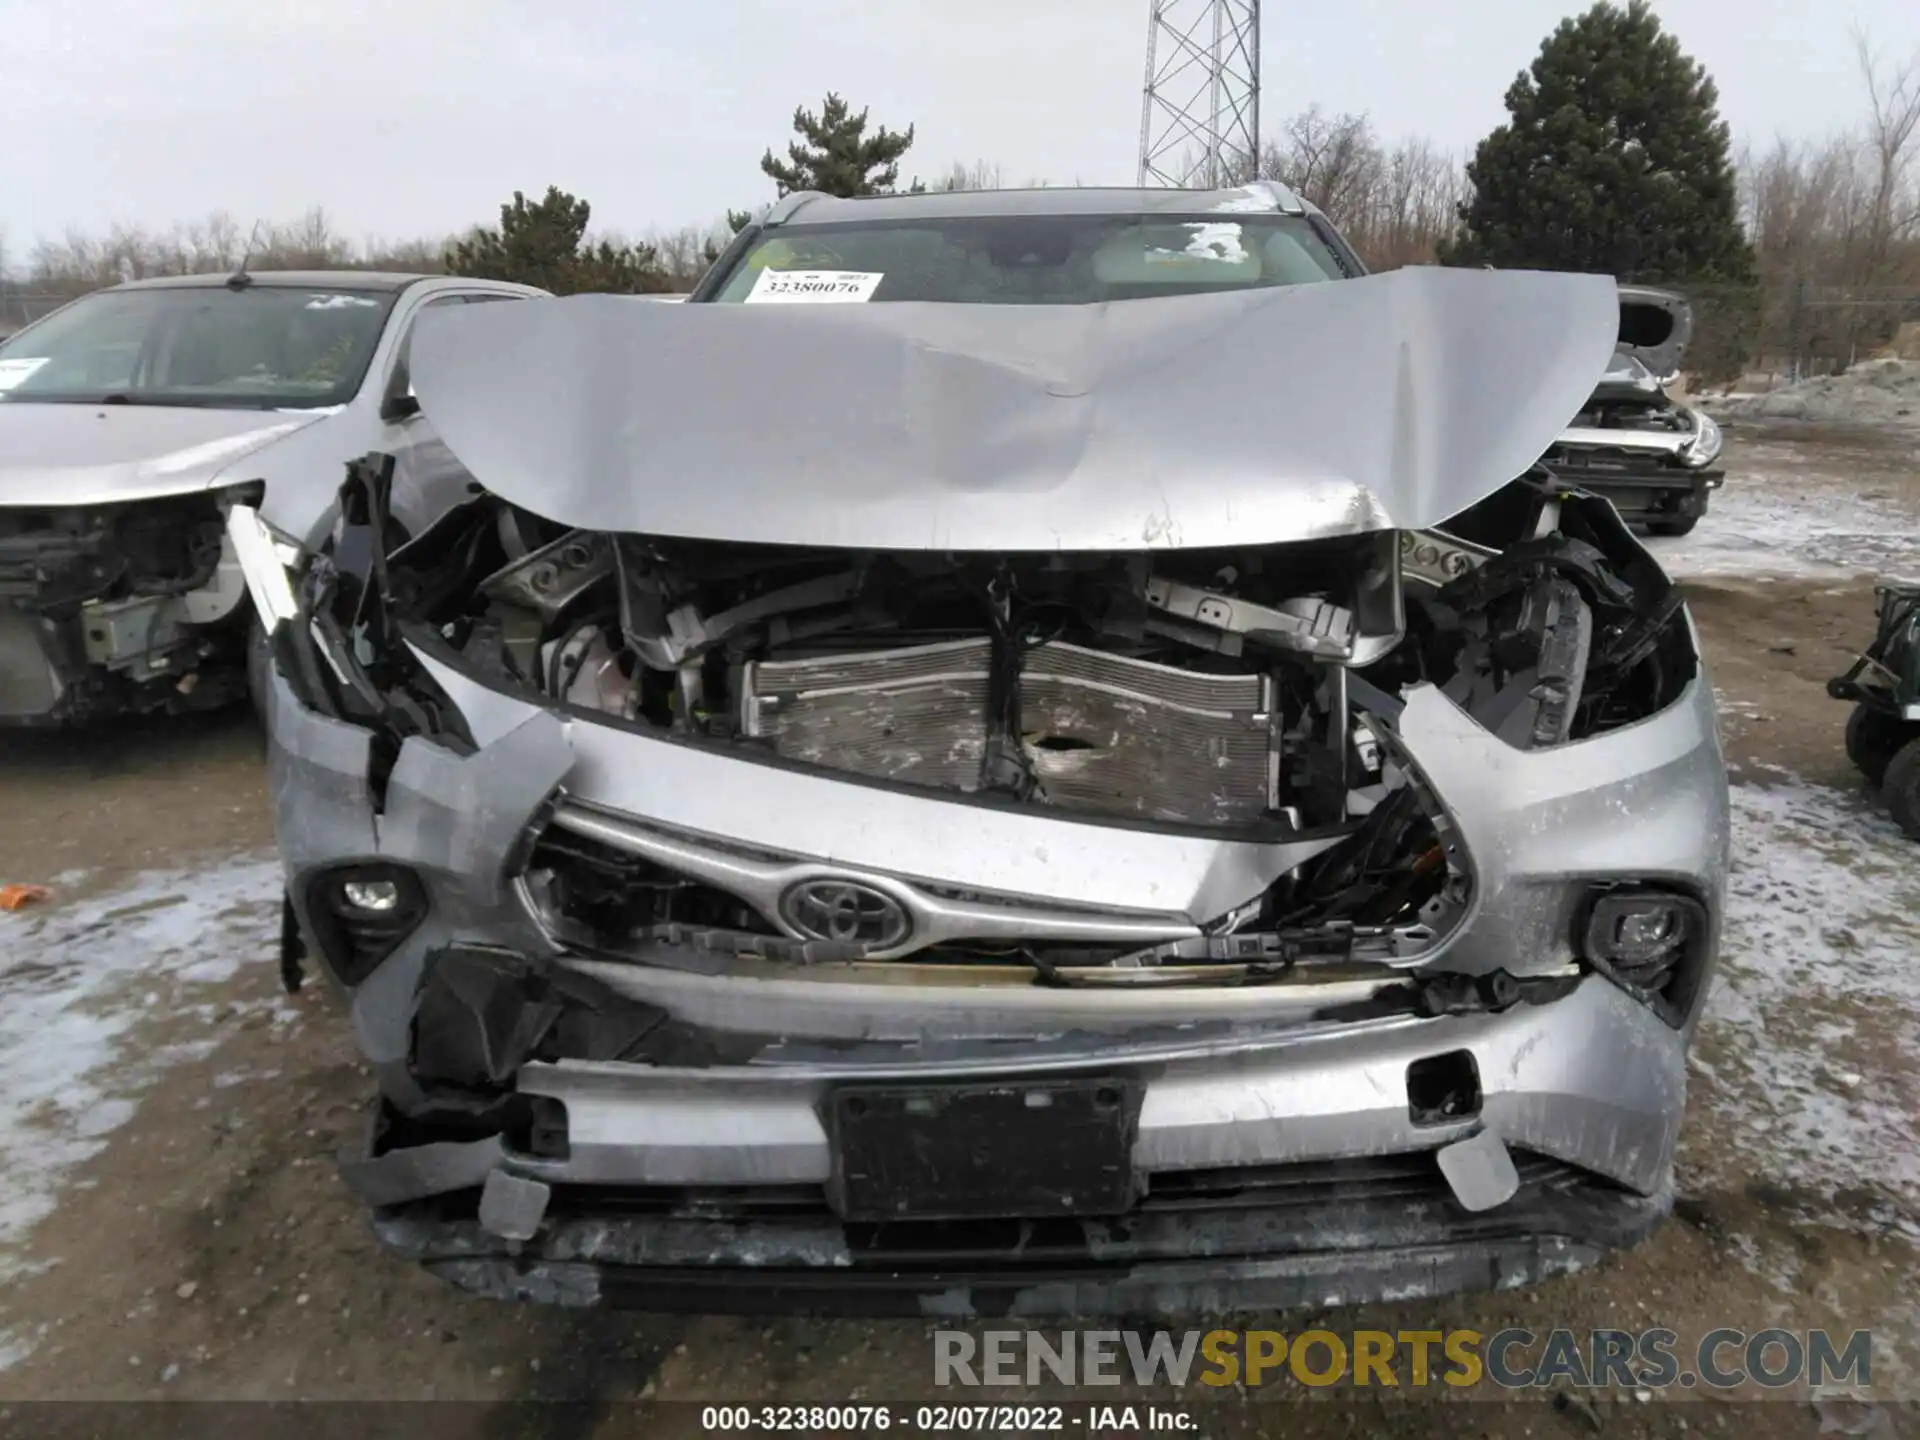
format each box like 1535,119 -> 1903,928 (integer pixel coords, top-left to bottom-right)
3,0 -> 1917,260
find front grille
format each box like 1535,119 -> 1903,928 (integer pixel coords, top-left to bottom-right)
1143,1149 -> 1582,1210
520,1148 -> 1593,1246
525,826 -> 776,942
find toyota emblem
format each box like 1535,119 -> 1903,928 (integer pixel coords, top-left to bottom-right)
782,879 -> 913,948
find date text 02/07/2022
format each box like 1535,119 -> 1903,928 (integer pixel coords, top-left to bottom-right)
697,1403 -> 1196,1432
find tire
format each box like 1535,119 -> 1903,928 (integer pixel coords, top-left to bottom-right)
1882,738 -> 1920,840
1846,703 -> 1909,786
1646,514 -> 1699,537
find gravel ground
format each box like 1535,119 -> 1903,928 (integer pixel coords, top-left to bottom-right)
0,417 -> 1916,1436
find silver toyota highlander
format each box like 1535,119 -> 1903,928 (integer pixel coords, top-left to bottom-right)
234,183 -> 1728,1315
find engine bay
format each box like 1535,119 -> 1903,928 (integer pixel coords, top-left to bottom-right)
0,494 -> 252,722
287,457 -> 1696,980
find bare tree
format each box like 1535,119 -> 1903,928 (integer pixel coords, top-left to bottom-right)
1724,37 -> 1920,373
1261,106 -> 1383,222
645,222 -> 736,289
930,159 -> 1005,193
360,235 -> 452,273
1855,31 -> 1920,282
257,207 -> 354,268
1232,107 -> 1462,268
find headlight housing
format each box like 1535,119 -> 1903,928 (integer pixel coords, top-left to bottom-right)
225,503 -> 304,635
1679,410 -> 1723,469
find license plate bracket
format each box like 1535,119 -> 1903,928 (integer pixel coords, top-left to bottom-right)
825,1076 -> 1143,1222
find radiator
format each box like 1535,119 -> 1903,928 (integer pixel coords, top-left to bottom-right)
739,638 -> 1276,827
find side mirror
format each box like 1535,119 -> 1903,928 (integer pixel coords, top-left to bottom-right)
381,387 -> 420,422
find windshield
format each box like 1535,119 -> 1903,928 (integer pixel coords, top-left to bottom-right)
0,284 -> 398,408
709,214 -> 1352,305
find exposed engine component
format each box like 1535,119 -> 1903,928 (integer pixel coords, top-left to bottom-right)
740,638 -> 1277,827
1142,577 -> 1355,659
293,458 -> 1695,978
0,499 -> 230,609
0,496 -> 252,722
479,527 -> 1408,835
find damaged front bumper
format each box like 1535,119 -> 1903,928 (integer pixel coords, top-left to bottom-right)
264,617 -> 1725,1314
0,495 -> 254,725
1544,398 -> 1726,532
1541,453 -> 1723,530
361,1102 -> 1672,1317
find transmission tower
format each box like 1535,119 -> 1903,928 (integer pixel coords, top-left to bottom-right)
1136,0 -> 1262,189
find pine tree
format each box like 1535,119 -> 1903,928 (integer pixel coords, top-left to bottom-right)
446,187 -> 669,294
1442,1 -> 1753,283
759,93 -> 916,198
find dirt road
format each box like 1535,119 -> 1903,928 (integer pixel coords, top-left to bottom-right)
1,419 -> 1916,1436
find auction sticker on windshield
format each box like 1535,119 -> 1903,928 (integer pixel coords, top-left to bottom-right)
0,357 -> 49,392
745,269 -> 884,304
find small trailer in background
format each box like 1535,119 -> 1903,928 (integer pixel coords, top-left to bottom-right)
1831,582 -> 1920,836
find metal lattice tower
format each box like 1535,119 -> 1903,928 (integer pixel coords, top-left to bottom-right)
1136,0 -> 1261,189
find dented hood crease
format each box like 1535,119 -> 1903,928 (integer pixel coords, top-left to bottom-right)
409,268 -> 1621,551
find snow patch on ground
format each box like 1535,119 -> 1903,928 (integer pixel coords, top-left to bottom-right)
0,855 -> 283,1368
1707,358 -> 1920,434
1693,775 -> 1920,1238
1648,464 -> 1920,583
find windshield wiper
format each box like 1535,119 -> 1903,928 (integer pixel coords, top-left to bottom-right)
94,393 -> 274,409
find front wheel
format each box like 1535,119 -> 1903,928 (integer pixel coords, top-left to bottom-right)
1881,738 -> 1920,839
1847,703 -> 1908,786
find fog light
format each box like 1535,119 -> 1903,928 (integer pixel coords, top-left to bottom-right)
341,878 -> 402,913
1613,907 -> 1673,950
306,864 -> 427,986
1582,890 -> 1704,990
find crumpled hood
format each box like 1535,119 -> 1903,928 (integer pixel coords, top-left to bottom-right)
410,267 -> 1620,551
0,403 -> 325,507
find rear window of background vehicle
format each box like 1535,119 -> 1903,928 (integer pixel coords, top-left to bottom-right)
710,214 -> 1349,305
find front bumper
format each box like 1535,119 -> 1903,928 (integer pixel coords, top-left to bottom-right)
371,1144 -> 1670,1317
0,604 -> 72,722
1544,455 -> 1724,527
0,601 -> 247,725
0,501 -> 252,725
342,974 -> 1683,1315
264,622 -> 1727,1313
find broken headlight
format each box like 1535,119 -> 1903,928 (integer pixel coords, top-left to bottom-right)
225,503 -> 304,636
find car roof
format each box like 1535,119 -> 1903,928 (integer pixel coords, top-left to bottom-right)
102,270 -> 542,295
104,270 -> 433,293
764,181 -> 1311,228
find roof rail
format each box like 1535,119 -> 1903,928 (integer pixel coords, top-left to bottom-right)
1238,179 -> 1306,215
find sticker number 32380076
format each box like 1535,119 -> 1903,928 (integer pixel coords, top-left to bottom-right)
744,269 -> 884,304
